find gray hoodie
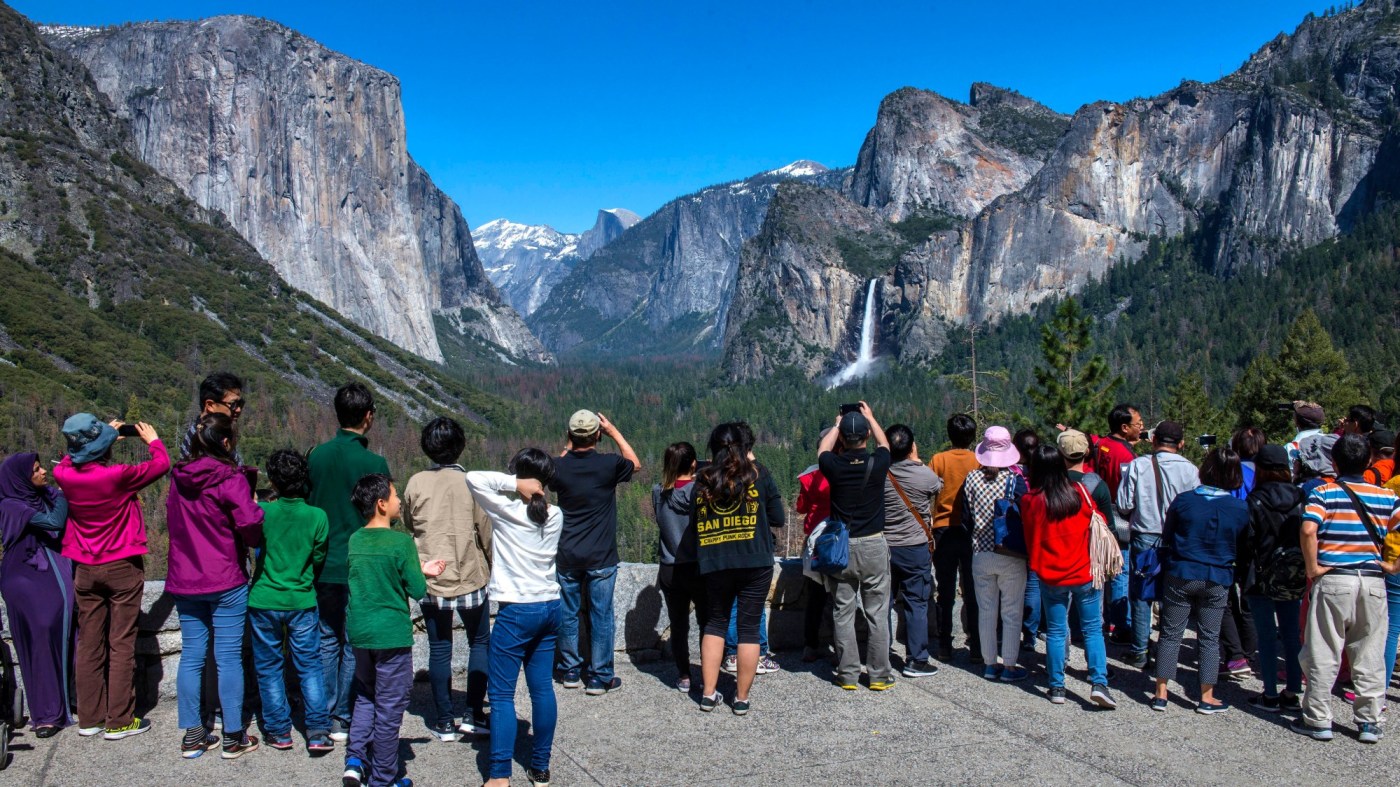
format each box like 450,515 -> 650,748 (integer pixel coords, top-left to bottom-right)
1115,450 -> 1199,536
652,481 -> 697,564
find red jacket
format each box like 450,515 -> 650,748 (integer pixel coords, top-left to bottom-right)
1022,489 -> 1093,587
1090,435 -> 1136,503
796,468 -> 830,535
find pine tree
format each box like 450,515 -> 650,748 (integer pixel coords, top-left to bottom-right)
1228,309 -> 1362,438
1026,298 -> 1122,434
1162,373 -> 1230,463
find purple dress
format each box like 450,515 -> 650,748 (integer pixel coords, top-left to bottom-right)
0,452 -> 74,729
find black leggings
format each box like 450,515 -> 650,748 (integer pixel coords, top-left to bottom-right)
658,562 -> 708,675
703,566 -> 774,645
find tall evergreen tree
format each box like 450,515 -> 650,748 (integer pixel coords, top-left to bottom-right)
1229,309 -> 1362,438
1027,298 -> 1122,434
1162,373 -> 1230,463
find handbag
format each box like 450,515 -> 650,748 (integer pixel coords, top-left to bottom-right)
992,474 -> 1027,558
1082,483 -> 1123,589
888,471 -> 936,558
811,518 -> 849,575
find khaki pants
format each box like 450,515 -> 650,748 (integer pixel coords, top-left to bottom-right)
74,557 -> 145,729
824,535 -> 894,684
1300,571 -> 1388,728
972,551 -> 1027,668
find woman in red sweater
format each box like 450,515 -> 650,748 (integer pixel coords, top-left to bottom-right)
1021,444 -> 1116,709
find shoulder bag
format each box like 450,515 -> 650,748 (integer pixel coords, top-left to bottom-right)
888,471 -> 936,558
1082,482 -> 1124,590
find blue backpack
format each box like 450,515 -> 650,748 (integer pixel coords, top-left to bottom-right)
992,474 -> 1028,557
811,517 -> 850,575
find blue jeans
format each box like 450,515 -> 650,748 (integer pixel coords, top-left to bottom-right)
725,600 -> 770,655
1385,575 -> 1400,687
316,582 -> 355,724
1024,571 -> 1041,640
421,601 -> 490,726
489,600 -> 560,780
1107,548 -> 1131,634
174,584 -> 249,731
556,566 -> 616,685
1246,595 -> 1302,697
1129,533 -> 1161,657
249,607 -> 329,735
1042,582 -> 1108,689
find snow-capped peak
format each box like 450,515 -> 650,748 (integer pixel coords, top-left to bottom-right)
767,160 -> 829,178
38,24 -> 102,40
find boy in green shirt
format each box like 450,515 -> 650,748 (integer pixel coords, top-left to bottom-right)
342,474 -> 444,787
248,450 -> 333,754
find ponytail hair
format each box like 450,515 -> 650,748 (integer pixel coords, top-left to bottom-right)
1028,443 -> 1079,520
185,412 -> 237,466
696,421 -> 758,508
508,447 -> 555,525
661,442 -> 697,490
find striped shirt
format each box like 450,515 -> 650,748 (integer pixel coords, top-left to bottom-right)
1304,476 -> 1400,572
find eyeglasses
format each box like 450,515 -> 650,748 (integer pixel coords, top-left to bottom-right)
220,398 -> 246,412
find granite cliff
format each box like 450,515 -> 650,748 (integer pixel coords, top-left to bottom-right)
44,16 -> 550,364
477,208 -> 641,316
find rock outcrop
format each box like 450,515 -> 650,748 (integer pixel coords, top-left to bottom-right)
477,208 -> 640,316
44,16 -> 550,364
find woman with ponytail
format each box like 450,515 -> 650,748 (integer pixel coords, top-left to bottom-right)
653,441 -> 707,690
467,448 -> 563,787
694,422 -> 785,715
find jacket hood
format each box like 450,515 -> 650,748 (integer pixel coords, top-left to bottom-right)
1249,480 -> 1305,512
172,456 -> 240,495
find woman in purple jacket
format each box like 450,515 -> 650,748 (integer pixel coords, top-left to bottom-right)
165,413 -> 264,760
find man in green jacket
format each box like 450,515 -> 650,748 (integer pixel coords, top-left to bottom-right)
307,382 -> 391,741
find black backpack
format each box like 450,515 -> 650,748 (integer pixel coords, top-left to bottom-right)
1248,488 -> 1307,601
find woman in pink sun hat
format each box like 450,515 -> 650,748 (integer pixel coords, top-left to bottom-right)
963,426 -> 1029,680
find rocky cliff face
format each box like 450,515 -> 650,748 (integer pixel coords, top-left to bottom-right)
477,208 -> 640,316
528,161 -> 842,355
44,16 -> 550,364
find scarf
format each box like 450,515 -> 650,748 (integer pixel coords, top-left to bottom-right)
0,452 -> 59,568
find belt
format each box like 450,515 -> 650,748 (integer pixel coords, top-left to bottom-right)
1323,567 -> 1384,579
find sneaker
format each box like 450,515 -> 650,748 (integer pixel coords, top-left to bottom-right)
1249,694 -> 1282,713
1225,658 -> 1252,678
867,679 -> 896,691
560,670 -> 583,689
982,665 -> 1003,681
268,731 -> 295,750
1090,684 -> 1118,709
221,732 -> 259,759
837,681 -> 859,691
1000,667 -> 1029,683
329,718 -> 349,743
699,691 -> 722,712
457,715 -> 490,736
585,677 -> 622,696
78,726 -> 104,737
103,717 -> 151,740
675,674 -> 692,692
428,720 -> 462,742
526,767 -> 551,786
1150,698 -> 1169,712
1196,700 -> 1230,715
901,659 -> 939,678
1358,722 -> 1384,744
1290,719 -> 1334,741
181,731 -> 220,759
307,733 -> 335,753
732,698 -> 751,716
343,757 -> 366,787
756,654 -> 781,674
1048,687 -> 1066,705
721,654 -> 738,674
1278,692 -> 1303,712
1122,652 -> 1149,670
801,646 -> 824,663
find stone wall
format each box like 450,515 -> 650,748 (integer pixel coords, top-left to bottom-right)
0,560 -> 818,702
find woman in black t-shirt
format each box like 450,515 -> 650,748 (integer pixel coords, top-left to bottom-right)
693,421 -> 785,715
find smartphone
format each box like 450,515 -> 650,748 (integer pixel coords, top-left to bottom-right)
117,424 -> 140,437
1198,434 -> 1217,448
242,466 -> 259,491
840,403 -> 862,415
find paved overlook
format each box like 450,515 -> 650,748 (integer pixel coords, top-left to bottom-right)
5,632 -> 1394,786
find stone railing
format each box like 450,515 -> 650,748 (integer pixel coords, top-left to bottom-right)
0,560 -> 817,702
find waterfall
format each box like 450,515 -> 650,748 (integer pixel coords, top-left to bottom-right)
828,278 -> 879,388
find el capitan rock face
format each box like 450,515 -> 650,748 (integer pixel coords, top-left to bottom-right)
45,16 -> 550,364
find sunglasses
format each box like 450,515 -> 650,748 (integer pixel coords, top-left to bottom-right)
220,398 -> 246,411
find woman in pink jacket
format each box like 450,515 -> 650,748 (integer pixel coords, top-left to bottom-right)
54,413 -> 169,741
164,413 -> 264,760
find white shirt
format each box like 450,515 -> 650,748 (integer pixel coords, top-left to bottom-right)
466,471 -> 563,604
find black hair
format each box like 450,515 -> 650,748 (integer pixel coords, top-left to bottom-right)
351,473 -> 394,522
265,449 -> 309,498
1028,443 -> 1079,521
1013,428 -> 1040,463
508,447 -> 556,525
334,382 -> 376,429
1333,433 -> 1371,477
1108,404 -> 1138,435
199,372 -> 243,409
185,413 -> 237,466
887,424 -> 915,462
737,421 -> 757,453
1348,404 -> 1377,434
1200,447 -> 1243,491
697,422 -> 759,508
947,413 -> 976,449
421,417 -> 466,465
662,442 -> 697,490
1230,427 -> 1266,460
568,430 -> 600,450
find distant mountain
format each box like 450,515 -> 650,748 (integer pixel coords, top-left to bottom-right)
527,161 -> 846,355
43,16 -> 550,365
477,208 -> 640,316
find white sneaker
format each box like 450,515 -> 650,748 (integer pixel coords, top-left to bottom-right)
721,654 -> 737,674
77,726 -> 104,737
756,655 -> 781,674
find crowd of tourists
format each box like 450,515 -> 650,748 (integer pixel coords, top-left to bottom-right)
2,374 -> 1400,786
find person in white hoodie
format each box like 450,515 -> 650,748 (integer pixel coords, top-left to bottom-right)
467,448 -> 563,787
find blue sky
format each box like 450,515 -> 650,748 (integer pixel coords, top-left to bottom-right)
19,0 -> 1330,233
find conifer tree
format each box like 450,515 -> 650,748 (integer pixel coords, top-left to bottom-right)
1229,309 -> 1361,437
1162,373 -> 1230,463
1027,298 -> 1122,434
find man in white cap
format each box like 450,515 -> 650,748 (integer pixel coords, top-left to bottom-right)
550,409 -> 641,696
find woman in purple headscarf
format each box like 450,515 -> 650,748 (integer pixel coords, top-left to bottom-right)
0,452 -> 74,737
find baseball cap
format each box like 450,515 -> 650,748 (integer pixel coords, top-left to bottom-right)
839,411 -> 870,442
1153,420 -> 1185,445
568,409 -> 601,437
1256,444 -> 1290,471
1370,429 -> 1395,452
1057,429 -> 1090,460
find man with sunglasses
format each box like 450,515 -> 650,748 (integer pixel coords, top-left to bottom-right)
180,372 -> 246,464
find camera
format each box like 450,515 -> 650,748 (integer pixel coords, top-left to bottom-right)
1140,427 -> 1154,443
1198,434 -> 1217,448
